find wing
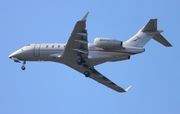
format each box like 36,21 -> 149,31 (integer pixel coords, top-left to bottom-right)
89,68 -> 132,92
61,12 -> 89,63
60,12 -> 131,92
68,64 -> 132,93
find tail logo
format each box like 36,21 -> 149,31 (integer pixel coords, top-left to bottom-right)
131,36 -> 141,42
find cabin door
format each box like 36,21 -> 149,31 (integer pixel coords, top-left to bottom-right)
34,44 -> 41,57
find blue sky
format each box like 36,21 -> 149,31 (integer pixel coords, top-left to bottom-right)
1,0 -> 179,114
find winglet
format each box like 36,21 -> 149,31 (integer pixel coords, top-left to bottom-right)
81,12 -> 89,21
125,85 -> 132,92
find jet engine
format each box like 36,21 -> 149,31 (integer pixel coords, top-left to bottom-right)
94,37 -> 124,50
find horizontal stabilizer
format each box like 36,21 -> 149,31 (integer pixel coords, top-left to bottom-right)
153,33 -> 172,47
141,19 -> 157,32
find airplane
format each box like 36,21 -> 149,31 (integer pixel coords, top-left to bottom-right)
8,12 -> 172,93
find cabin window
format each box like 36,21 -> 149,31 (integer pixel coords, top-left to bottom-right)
52,45 -> 54,48
58,45 -> 60,48
46,45 -> 48,48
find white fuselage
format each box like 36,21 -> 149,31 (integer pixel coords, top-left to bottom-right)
9,43 -> 145,64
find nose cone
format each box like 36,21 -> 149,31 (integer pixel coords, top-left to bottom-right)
8,49 -> 22,59
8,53 -> 13,58
9,51 -> 17,59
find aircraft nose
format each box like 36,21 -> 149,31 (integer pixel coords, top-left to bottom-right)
8,52 -> 17,58
8,54 -> 13,58
8,50 -> 21,59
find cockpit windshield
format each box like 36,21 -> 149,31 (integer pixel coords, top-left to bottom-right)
21,44 -> 31,51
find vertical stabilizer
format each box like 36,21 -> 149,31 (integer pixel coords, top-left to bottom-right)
123,19 -> 172,47
141,19 -> 157,32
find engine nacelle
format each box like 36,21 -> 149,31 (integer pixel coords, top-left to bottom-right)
94,37 -> 123,49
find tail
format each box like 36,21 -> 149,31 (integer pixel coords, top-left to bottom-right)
123,19 -> 172,47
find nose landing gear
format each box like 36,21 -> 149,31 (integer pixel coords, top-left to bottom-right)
76,54 -> 90,77
21,61 -> 26,70
21,66 -> 25,70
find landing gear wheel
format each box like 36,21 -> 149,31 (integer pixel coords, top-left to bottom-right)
76,58 -> 86,65
21,66 -> 25,70
84,70 -> 90,77
21,60 -> 26,70
76,58 -> 83,65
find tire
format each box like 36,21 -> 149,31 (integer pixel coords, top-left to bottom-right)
84,71 -> 90,77
76,58 -> 82,65
21,66 -> 25,70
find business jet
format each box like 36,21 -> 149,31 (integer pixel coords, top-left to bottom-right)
9,12 -> 172,93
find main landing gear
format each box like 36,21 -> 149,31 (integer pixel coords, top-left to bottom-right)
76,56 -> 86,65
84,70 -> 90,77
76,54 -> 90,77
21,60 -> 26,70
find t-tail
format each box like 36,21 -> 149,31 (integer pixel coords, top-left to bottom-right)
123,19 -> 172,47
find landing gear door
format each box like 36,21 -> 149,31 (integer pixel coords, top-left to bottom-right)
34,44 -> 41,57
